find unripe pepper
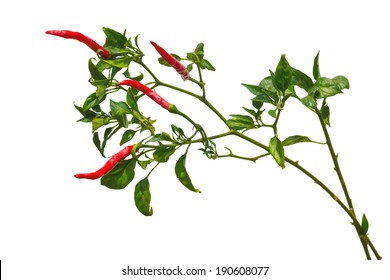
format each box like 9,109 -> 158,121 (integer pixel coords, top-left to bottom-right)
74,145 -> 133,179
46,30 -> 110,59
119,80 -> 178,113
150,41 -> 189,81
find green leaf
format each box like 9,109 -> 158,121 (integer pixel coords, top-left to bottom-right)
74,103 -> 97,122
252,100 -> 263,110
291,67 -> 314,91
126,88 -> 139,111
82,92 -> 106,111
259,77 -> 279,101
158,53 -> 181,66
269,136 -> 285,168
268,109 -> 277,118
120,129 -> 137,145
92,116 -> 110,132
321,104 -> 331,126
242,107 -> 257,118
226,114 -> 255,130
134,178 -> 153,216
153,146 -> 176,163
160,132 -> 174,142
242,83 -> 276,103
103,27 -> 127,49
313,51 -> 321,80
137,160 -> 152,170
101,56 -> 131,68
93,132 -> 105,157
195,43 -> 204,59
110,100 -> 131,128
200,59 -> 215,71
175,153 -> 201,193
361,213 -> 369,234
274,55 -> 292,93
148,132 -> 174,143
132,111 -> 156,134
332,75 -> 350,90
88,58 -> 107,81
316,77 -> 343,98
301,95 -> 317,110
282,135 -> 315,146
187,63 -> 193,72
101,126 -> 118,153
101,158 -> 136,189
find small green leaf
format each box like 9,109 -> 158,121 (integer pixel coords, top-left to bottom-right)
160,132 -> 174,142
361,213 -> 369,234
252,100 -> 263,110
317,77 -> 343,98
120,129 -> 137,145
126,88 -> 139,111
187,63 -> 193,72
101,56 -> 131,68
252,95 -> 274,105
158,53 -> 181,66
269,136 -> 285,168
195,43 -> 204,59
291,67 -> 314,91
110,99 -> 131,115
134,178 -> 153,216
88,58 -> 107,81
101,126 -> 118,153
101,158 -> 136,189
110,100 -> 131,128
268,109 -> 277,118
103,27 -> 127,49
282,135 -> 315,146
148,132 -> 175,143
153,146 -> 176,163
259,76 -> 279,99
137,160 -> 152,170
93,132 -> 105,157
227,114 -> 255,130
200,59 -> 215,71
175,153 -> 201,193
274,55 -> 292,93
92,116 -> 110,132
242,83 -> 276,103
82,92 -> 106,111
74,103 -> 97,122
313,51 -> 321,80
332,75 -> 350,90
301,95 -> 317,110
321,104 -> 331,126
242,107 -> 257,117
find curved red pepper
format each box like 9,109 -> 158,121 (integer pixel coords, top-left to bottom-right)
46,30 -> 110,59
119,79 -> 175,111
74,145 -> 133,179
150,41 -> 189,81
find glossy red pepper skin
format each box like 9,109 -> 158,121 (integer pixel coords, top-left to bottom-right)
74,145 -> 133,179
46,30 -> 110,59
150,41 -> 189,81
119,79 -> 175,111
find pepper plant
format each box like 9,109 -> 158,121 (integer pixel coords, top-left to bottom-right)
46,27 -> 381,260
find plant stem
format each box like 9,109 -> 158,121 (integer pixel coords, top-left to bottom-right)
315,109 -> 379,259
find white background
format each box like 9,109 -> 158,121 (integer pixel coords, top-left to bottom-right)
1,0 -> 389,279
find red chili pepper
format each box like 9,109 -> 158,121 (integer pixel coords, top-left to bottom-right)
119,79 -> 177,112
150,41 -> 189,81
74,145 -> 133,179
46,30 -> 110,59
